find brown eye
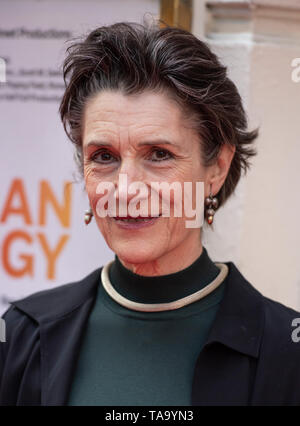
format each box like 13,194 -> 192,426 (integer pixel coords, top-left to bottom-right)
150,148 -> 173,162
92,150 -> 117,164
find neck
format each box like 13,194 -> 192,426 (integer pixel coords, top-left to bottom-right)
118,231 -> 203,277
109,244 -> 222,304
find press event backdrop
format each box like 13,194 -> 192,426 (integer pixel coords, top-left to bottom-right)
0,0 -> 160,316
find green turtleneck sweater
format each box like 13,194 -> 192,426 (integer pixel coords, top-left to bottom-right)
67,247 -> 227,406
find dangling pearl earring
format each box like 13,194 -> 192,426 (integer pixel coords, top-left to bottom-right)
205,186 -> 219,225
84,207 -> 93,225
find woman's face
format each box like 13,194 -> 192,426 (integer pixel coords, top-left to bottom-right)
82,89 -> 209,271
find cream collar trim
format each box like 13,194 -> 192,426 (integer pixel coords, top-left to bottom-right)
101,261 -> 229,312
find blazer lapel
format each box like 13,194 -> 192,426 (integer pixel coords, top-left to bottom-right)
40,296 -> 97,405
13,267 -> 102,406
192,261 -> 265,406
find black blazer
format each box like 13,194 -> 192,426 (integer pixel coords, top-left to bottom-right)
1,261 -> 300,406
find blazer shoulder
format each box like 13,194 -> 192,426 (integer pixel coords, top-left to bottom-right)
225,260 -> 300,330
220,262 -> 300,360
6,266 -> 103,324
260,293 -> 300,360
263,294 -> 300,321
263,293 -> 300,329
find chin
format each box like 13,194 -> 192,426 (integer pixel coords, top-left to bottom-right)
112,240 -> 162,266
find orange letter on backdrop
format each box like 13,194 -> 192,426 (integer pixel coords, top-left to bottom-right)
2,230 -> 33,277
39,181 -> 72,227
0,178 -> 32,224
37,233 -> 69,280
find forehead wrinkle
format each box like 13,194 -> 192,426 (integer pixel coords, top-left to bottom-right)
84,118 -> 177,146
84,121 -> 195,154
83,92 -> 197,152
85,97 -> 181,127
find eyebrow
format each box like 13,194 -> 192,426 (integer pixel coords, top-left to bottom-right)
84,139 -> 178,150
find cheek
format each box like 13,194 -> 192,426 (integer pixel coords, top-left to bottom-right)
85,182 -> 98,208
84,170 -> 103,207
164,217 -> 191,245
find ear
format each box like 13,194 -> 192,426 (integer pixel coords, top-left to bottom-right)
205,143 -> 236,195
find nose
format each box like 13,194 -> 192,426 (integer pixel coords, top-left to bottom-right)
113,159 -> 149,215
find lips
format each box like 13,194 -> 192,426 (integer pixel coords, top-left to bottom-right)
112,214 -> 161,228
113,214 -> 161,219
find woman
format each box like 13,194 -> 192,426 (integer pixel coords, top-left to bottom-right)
1,21 -> 300,406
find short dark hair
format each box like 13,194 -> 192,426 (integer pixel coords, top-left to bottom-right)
59,20 -> 258,208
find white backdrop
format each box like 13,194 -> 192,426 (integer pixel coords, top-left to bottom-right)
0,0 -> 160,316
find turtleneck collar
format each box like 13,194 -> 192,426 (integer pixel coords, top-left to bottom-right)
108,246 -> 220,304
